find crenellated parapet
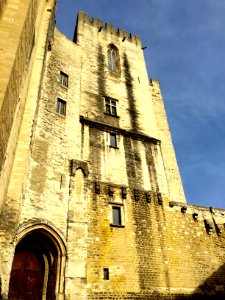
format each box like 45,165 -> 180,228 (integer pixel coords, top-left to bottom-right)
74,11 -> 142,47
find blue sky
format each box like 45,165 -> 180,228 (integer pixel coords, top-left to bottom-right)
56,0 -> 225,209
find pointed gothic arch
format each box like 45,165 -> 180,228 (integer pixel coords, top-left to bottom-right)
8,225 -> 66,300
107,44 -> 120,74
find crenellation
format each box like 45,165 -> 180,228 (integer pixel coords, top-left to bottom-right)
92,17 -> 103,29
129,33 -> 142,47
117,28 -> 128,39
78,11 -> 92,25
76,11 -> 142,48
105,22 -> 116,34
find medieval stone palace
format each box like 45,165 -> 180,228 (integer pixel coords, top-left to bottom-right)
0,1 -> 225,299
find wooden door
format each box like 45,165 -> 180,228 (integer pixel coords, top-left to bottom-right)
8,250 -> 44,300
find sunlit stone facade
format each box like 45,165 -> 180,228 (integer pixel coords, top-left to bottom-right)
0,2 -> 225,299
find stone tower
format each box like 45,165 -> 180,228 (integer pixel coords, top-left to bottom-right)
0,0 -> 57,212
1,4 -> 225,300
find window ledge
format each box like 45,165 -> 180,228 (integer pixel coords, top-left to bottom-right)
110,224 -> 125,228
104,112 -> 119,118
55,112 -> 66,118
59,84 -> 68,89
80,116 -> 160,145
109,146 -> 119,149
107,69 -> 121,77
109,201 -> 123,206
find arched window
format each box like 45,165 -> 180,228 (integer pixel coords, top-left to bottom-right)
107,44 -> 120,72
107,48 -> 116,71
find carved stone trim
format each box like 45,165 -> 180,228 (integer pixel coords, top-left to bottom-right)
69,159 -> 89,177
133,189 -> 140,201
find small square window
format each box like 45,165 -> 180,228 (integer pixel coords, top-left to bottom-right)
103,268 -> 109,280
112,206 -> 122,226
59,71 -> 68,87
56,98 -> 66,116
110,133 -> 117,148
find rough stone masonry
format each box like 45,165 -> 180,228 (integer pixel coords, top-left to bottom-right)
0,1 -> 225,299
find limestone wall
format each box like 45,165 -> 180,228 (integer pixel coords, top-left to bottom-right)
165,202 -> 225,294
151,79 -> 186,203
0,0 -> 57,297
0,0 -> 56,212
87,187 -> 225,299
74,12 -> 185,204
76,12 -> 158,138
0,8 -> 225,300
0,0 -> 37,210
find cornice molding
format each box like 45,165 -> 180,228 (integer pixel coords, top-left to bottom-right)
80,116 -> 160,144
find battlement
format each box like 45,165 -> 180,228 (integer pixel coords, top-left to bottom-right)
74,11 -> 142,47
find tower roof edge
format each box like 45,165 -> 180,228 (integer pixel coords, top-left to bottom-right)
75,11 -> 142,47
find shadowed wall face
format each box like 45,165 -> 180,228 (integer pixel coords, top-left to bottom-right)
0,1 -> 38,212
123,53 -> 139,132
0,0 -> 57,213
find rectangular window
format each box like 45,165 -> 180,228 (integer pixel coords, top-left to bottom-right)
103,268 -> 109,280
104,97 -> 117,116
59,71 -> 69,87
56,98 -> 66,116
105,99 -> 111,114
112,206 -> 122,226
110,133 -> 117,148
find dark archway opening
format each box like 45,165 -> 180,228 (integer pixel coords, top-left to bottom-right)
8,229 -> 62,300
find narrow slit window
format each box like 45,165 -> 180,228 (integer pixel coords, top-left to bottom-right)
110,133 -> 117,148
112,206 -> 122,225
59,71 -> 69,87
111,50 -> 116,70
103,268 -> 109,280
56,98 -> 66,116
107,49 -> 116,71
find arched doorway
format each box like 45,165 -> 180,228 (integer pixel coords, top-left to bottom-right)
8,226 -> 66,300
